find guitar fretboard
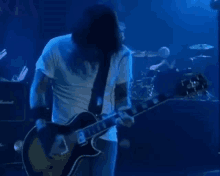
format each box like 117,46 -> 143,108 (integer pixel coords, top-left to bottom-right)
75,73 -> 207,144
81,93 -> 171,140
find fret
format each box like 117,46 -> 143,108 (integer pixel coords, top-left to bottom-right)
101,122 -> 107,128
83,119 -> 113,139
92,127 -> 96,134
84,128 -> 92,139
77,130 -> 86,144
85,127 -> 93,137
85,129 -> 91,137
96,123 -> 101,131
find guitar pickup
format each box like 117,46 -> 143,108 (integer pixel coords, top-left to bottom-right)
76,130 -> 87,145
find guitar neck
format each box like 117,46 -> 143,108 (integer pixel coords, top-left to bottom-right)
72,71 -> 208,145
81,93 -> 171,140
76,72 -> 207,142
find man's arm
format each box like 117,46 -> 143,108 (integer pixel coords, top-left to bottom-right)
115,82 -> 129,110
149,59 -> 171,71
115,48 -> 133,110
30,70 -> 52,120
115,52 -> 134,127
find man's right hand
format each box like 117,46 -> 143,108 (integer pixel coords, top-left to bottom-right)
36,119 -> 56,158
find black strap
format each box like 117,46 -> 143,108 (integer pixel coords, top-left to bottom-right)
88,55 -> 111,116
88,55 -> 111,118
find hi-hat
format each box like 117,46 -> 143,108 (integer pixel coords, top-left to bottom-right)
189,44 -> 214,50
189,54 -> 212,61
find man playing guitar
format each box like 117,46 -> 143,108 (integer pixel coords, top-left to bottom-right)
30,4 -> 134,176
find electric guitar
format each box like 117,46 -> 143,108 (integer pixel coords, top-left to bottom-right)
22,69 -> 208,176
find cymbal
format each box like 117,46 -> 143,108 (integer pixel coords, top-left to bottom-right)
189,54 -> 212,61
189,44 -> 214,50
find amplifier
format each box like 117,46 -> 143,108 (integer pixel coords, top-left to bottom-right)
0,162 -> 25,176
0,121 -> 35,165
0,82 -> 28,121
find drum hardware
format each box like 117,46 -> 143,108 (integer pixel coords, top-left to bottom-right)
0,48 -> 28,82
0,49 -> 7,60
188,54 -> 213,72
189,55 -> 212,61
0,65 -> 28,82
204,91 -> 216,100
11,66 -> 28,82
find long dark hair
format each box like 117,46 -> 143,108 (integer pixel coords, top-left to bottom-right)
68,4 -> 123,77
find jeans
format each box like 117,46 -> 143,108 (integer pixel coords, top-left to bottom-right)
74,138 -> 118,176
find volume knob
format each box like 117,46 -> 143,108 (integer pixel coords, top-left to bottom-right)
14,140 -> 23,152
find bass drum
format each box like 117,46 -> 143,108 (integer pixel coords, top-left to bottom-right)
130,69 -> 158,104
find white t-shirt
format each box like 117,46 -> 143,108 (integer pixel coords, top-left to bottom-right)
35,34 -> 133,142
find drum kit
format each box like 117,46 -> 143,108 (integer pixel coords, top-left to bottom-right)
130,69 -> 159,102
131,44 -> 217,102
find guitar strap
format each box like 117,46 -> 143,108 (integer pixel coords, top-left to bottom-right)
88,54 -> 111,120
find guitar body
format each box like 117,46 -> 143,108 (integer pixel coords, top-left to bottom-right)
22,112 -> 104,176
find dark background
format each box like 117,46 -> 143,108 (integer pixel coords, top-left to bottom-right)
0,0 -> 219,175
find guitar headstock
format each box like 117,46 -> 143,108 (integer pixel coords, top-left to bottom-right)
154,68 -> 208,98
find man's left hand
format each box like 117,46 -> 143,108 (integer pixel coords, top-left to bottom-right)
117,111 -> 135,128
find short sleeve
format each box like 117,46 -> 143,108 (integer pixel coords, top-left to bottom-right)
116,47 -> 133,108
35,39 -> 57,79
116,50 -> 133,84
